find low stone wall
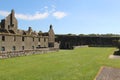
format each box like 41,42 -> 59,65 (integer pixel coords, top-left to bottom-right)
73,45 -> 89,49
0,48 -> 59,59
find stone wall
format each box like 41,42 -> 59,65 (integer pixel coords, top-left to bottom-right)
73,45 -> 88,49
56,35 -> 120,49
0,34 -> 49,51
0,48 -> 59,59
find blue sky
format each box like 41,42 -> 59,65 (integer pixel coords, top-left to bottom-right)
0,0 -> 120,34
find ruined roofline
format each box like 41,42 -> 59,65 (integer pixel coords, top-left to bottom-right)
0,9 -> 53,37
0,33 -> 49,38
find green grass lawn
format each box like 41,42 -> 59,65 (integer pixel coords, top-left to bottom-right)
0,47 -> 119,80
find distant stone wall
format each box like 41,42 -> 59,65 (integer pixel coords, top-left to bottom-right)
73,45 -> 88,49
0,48 -> 59,59
56,35 -> 120,49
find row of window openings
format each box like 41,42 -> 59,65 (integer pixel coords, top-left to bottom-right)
1,46 -> 35,51
22,37 -> 42,42
2,36 -> 46,42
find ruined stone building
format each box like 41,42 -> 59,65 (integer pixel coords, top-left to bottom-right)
0,9 -> 58,52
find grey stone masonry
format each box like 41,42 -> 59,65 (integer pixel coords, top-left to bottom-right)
0,9 -> 59,58
0,48 -> 59,58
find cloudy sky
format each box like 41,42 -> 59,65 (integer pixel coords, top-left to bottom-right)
0,0 -> 120,34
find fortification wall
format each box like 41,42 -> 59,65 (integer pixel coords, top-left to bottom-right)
0,48 -> 59,59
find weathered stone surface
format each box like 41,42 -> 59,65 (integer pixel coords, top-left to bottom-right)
95,66 -> 120,80
0,9 -> 59,58
0,9 -> 59,53
0,48 -> 59,59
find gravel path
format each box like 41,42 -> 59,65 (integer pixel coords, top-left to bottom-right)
95,66 -> 120,80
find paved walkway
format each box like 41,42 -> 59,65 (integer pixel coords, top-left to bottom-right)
109,55 -> 120,59
94,66 -> 120,80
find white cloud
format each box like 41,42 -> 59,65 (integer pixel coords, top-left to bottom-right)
0,11 -> 9,16
49,5 -> 56,13
0,10 -> 49,20
15,12 -> 49,20
0,9 -> 67,20
53,11 -> 67,19
44,6 -> 48,9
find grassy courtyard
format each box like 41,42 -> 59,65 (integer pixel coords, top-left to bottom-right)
0,47 -> 119,80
